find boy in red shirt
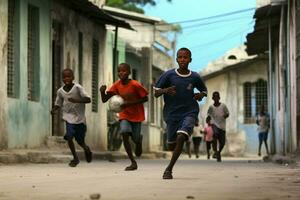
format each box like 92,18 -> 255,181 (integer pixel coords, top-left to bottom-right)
100,63 -> 148,171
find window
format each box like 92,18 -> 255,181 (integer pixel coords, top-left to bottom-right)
243,79 -> 268,123
27,4 -> 40,101
78,32 -> 83,84
91,39 -> 99,112
7,0 -> 18,98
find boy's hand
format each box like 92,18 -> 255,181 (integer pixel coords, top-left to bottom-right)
164,86 -> 176,96
68,98 -> 79,103
100,85 -> 107,93
50,106 -> 60,115
194,92 -> 206,101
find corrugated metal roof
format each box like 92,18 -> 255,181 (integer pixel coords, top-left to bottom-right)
57,0 -> 134,30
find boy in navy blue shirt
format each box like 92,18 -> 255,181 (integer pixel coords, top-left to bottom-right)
154,47 -> 207,179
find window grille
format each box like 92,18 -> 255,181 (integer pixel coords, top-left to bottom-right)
91,39 -> 99,112
78,32 -> 83,84
7,0 -> 17,97
243,82 -> 252,123
27,4 -> 40,101
255,79 -> 268,114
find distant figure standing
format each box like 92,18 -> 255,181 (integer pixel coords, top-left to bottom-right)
207,91 -> 229,162
154,47 -> 207,179
202,116 -> 214,159
51,69 -> 92,167
100,63 -> 148,171
256,105 -> 270,156
191,119 -> 203,158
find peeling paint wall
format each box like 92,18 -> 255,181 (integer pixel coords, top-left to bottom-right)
200,59 -> 268,155
4,0 -> 51,148
0,0 -> 8,149
51,2 -> 111,150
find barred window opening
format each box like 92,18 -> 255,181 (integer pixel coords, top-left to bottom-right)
91,39 -> 99,112
7,0 -> 18,98
27,4 -> 40,101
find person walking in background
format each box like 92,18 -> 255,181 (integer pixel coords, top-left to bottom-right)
191,118 -> 203,158
207,91 -> 229,162
51,69 -> 92,167
256,105 -> 270,156
100,63 -> 148,171
202,116 -> 214,159
154,47 -> 207,179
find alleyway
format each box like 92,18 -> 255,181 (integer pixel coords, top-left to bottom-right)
0,157 -> 299,200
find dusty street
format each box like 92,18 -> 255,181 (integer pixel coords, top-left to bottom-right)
0,157 -> 299,200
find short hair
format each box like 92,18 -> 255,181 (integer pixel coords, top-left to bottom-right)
118,63 -> 131,71
206,116 -> 211,123
62,68 -> 74,76
212,91 -> 220,96
177,47 -> 192,58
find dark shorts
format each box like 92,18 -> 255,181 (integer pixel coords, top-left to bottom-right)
192,137 -> 202,146
119,120 -> 142,143
64,122 -> 86,145
259,131 -> 268,141
166,116 -> 196,144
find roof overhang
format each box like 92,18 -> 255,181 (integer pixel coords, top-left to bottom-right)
56,0 -> 134,30
245,3 -> 283,55
201,56 -> 267,81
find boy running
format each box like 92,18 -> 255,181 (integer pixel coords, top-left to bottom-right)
51,69 -> 92,167
100,63 -> 148,171
207,91 -> 229,162
154,47 -> 207,179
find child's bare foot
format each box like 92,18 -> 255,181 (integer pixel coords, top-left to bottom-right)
125,162 -> 137,171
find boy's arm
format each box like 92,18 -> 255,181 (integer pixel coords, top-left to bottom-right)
223,105 -> 229,118
99,85 -> 114,103
51,105 -> 60,115
122,96 -> 148,109
68,97 -> 91,104
154,86 -> 176,98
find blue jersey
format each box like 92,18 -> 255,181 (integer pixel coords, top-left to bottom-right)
155,68 -> 207,121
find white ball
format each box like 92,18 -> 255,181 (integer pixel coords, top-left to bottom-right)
108,95 -> 124,112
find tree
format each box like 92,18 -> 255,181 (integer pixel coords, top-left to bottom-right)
106,0 -> 171,14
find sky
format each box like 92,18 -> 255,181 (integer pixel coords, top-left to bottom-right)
144,0 -> 256,72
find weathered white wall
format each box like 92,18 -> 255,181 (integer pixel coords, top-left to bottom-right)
0,0 -> 8,149
200,59 -> 268,155
52,2 -> 108,150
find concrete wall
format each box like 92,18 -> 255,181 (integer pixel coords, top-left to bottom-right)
51,2 -> 109,150
0,0 -> 8,149
200,59 -> 268,155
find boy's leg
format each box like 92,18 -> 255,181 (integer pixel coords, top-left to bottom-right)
64,122 -> 79,167
186,141 -> 191,158
263,133 -> 269,155
74,123 -> 92,163
164,133 -> 187,177
163,116 -> 195,179
206,142 -> 211,159
122,132 -> 137,170
119,120 -> 137,170
131,122 -> 143,157
258,133 -> 263,156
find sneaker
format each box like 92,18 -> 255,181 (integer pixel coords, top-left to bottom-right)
135,135 -> 143,157
69,159 -> 80,167
84,146 -> 93,163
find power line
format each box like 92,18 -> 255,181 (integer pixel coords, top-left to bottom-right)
129,7 -> 255,27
